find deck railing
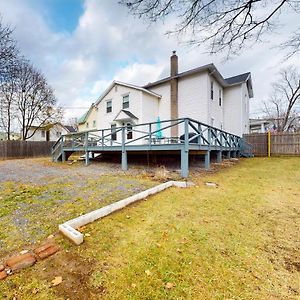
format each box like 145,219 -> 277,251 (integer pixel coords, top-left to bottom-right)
53,118 -> 243,154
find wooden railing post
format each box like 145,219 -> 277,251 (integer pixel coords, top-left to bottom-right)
101,130 -> 104,147
85,131 -> 89,165
121,126 -> 127,171
149,123 -> 152,149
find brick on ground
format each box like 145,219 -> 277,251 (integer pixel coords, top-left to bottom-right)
0,270 -> 7,280
34,241 -> 59,260
6,253 -> 36,272
0,264 -> 4,271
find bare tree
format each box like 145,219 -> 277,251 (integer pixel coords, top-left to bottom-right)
120,0 -> 300,58
0,18 -> 18,77
14,60 -> 62,140
263,67 -> 300,131
0,61 -> 19,140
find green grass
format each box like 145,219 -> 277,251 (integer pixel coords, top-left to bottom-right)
0,157 -> 299,299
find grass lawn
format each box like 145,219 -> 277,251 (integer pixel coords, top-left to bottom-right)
0,157 -> 299,299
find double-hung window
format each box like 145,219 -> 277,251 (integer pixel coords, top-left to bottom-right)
106,100 -> 112,113
122,95 -> 129,109
219,89 -> 222,106
210,81 -> 214,100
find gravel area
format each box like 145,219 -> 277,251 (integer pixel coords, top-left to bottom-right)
0,158 -> 160,256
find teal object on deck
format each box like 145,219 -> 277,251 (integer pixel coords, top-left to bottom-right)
156,116 -> 163,139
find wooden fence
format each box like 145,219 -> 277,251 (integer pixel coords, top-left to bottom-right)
244,132 -> 300,156
0,141 -> 55,160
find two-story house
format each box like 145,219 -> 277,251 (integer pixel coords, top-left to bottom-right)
78,52 -> 253,141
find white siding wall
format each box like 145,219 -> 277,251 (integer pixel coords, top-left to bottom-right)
208,76 -> 224,129
223,85 -> 243,136
148,83 -> 170,121
242,83 -> 250,134
141,93 -> 159,124
96,85 -> 142,129
178,72 -> 208,122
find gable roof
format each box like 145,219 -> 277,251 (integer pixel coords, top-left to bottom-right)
225,72 -> 251,85
64,125 -> 77,132
114,109 -> 139,121
95,80 -> 161,106
78,105 -> 94,125
144,64 -> 253,97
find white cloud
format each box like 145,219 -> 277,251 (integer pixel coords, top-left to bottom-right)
0,0 -> 299,122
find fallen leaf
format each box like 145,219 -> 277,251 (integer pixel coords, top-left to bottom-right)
20,250 -> 29,255
52,276 -> 62,286
165,282 -> 175,289
85,233 -> 91,237
176,248 -> 182,253
131,283 -> 137,288
145,270 -> 152,276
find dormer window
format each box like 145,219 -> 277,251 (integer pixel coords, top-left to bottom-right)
122,95 -> 129,109
106,100 -> 112,113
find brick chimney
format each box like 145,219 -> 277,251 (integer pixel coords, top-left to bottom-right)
170,51 -> 178,137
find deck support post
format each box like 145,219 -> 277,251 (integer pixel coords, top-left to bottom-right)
226,151 -> 231,159
181,119 -> 189,178
205,151 -> 210,170
217,151 -> 222,163
121,126 -> 128,171
121,151 -> 127,171
181,148 -> 189,178
61,151 -> 66,162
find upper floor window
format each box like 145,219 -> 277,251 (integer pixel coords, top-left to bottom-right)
56,131 -> 61,137
93,120 -> 96,127
123,95 -> 129,109
106,100 -> 112,113
41,130 -> 45,137
210,81 -> 214,100
219,89 -> 222,106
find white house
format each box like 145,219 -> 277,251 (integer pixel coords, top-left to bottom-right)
78,52 -> 253,141
27,123 -> 77,142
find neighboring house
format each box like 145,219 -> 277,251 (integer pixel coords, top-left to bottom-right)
78,51 -> 253,139
0,132 -> 20,141
27,123 -> 77,142
249,118 -> 273,133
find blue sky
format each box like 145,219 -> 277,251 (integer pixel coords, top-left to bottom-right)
0,0 -> 299,121
39,0 -> 84,33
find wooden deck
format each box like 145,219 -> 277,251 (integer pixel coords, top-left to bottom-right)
52,118 -> 252,177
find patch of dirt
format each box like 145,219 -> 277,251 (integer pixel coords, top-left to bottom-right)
36,250 -> 100,300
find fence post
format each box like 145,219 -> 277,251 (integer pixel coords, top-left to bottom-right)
268,131 -> 271,157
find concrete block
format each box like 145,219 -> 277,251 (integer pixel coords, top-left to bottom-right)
59,224 -> 83,245
59,181 -> 193,245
